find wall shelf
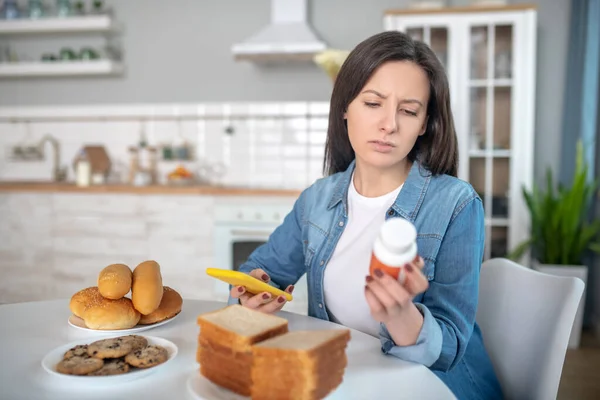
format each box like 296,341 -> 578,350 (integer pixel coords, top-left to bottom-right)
469,149 -> 511,158
0,15 -> 114,35
0,60 -> 124,77
469,79 -> 513,87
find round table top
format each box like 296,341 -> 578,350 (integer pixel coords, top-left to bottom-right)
0,299 -> 456,400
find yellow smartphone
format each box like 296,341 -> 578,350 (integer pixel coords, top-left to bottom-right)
206,268 -> 293,302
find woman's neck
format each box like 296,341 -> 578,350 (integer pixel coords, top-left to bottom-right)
353,159 -> 412,198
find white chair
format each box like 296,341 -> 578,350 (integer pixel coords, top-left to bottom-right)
476,257 -> 585,400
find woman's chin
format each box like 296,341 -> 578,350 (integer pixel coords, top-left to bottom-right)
358,153 -> 406,171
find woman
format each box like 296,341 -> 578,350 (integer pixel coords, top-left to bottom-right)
228,31 -> 503,400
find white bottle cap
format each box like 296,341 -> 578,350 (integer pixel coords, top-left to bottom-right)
373,217 -> 418,267
380,218 -> 417,252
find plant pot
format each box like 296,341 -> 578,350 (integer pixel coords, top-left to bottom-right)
533,262 -> 588,349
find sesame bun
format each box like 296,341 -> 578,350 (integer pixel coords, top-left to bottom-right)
82,296 -> 141,330
69,287 -> 103,318
97,263 -> 132,300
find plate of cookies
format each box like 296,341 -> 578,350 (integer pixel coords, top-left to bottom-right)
41,334 -> 178,385
68,260 -> 183,333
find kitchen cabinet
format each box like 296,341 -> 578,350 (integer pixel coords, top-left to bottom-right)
384,4 -> 537,260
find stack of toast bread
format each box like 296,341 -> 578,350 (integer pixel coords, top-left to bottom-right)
196,304 -> 289,396
196,304 -> 351,400
69,260 -> 182,330
252,329 -> 351,400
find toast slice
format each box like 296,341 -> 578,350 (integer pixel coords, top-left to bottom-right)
197,304 -> 289,352
196,304 -> 290,396
251,329 -> 351,400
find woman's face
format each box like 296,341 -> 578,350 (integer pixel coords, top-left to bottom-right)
344,61 -> 430,172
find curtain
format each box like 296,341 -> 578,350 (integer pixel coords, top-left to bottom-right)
559,0 -> 599,184
559,0 -> 600,328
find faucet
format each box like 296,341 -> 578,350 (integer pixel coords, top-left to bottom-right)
37,133 -> 67,182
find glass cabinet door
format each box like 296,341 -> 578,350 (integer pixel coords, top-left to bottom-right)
405,26 -> 449,71
466,23 -> 514,260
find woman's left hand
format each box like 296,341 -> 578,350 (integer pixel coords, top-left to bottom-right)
365,255 -> 428,324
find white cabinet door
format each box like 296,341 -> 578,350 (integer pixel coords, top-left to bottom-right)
385,7 -> 537,261
384,15 -> 459,116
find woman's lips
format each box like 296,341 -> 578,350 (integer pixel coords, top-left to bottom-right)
369,140 -> 395,153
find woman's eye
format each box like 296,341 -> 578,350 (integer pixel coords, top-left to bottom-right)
402,109 -> 417,116
364,102 -> 380,108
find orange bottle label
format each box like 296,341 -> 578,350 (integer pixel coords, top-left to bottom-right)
369,253 -> 400,280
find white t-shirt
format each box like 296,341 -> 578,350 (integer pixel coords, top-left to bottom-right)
323,175 -> 402,338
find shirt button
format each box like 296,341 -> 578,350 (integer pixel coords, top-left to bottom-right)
318,303 -> 323,308
320,260 -> 324,266
339,221 -> 344,227
387,209 -> 394,216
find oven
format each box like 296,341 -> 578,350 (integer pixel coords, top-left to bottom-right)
213,203 -> 308,315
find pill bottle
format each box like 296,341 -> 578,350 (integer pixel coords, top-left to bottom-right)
369,217 -> 418,280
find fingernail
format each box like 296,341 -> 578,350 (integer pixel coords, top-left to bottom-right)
374,269 -> 383,278
405,263 -> 414,273
277,296 -> 285,303
288,285 -> 295,293
366,275 -> 373,282
237,286 -> 244,293
262,293 -> 270,300
261,274 -> 269,281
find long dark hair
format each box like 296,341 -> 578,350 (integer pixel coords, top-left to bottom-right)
323,31 -> 458,177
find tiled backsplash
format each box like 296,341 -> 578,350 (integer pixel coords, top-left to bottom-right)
0,102 -> 331,189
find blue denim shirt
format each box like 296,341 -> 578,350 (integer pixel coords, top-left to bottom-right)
231,160 -> 503,400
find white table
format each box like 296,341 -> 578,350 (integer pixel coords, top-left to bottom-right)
0,299 -> 456,400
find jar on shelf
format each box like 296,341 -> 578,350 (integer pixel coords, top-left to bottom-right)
56,0 -> 71,17
27,0 -> 44,18
1,0 -> 20,20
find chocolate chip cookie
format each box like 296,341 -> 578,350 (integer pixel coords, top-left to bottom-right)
56,355 -> 104,375
63,344 -> 88,359
87,337 -> 133,359
121,335 -> 148,351
125,345 -> 168,368
87,358 -> 130,376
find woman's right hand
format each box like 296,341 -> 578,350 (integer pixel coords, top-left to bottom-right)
229,268 -> 294,314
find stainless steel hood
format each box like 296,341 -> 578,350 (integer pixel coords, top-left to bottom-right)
231,0 -> 327,62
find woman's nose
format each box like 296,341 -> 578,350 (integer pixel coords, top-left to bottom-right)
379,109 -> 398,134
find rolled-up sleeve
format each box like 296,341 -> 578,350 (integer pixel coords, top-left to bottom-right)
378,196 -> 485,372
380,303 -> 443,367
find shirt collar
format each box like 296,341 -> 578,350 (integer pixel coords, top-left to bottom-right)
327,159 -> 431,221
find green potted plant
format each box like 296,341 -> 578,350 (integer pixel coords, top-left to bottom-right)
509,140 -> 600,348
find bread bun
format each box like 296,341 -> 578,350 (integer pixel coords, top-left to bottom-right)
97,263 -> 133,300
82,297 -> 141,330
139,286 -> 183,325
70,287 -> 103,318
131,260 -> 163,315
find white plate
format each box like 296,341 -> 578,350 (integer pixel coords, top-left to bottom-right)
187,372 -> 249,400
41,335 -> 178,386
68,312 -> 179,334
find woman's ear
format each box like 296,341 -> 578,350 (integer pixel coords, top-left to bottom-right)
419,116 -> 429,136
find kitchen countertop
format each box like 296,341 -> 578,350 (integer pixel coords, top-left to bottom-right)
0,181 -> 301,196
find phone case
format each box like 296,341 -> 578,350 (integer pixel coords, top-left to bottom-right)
206,268 -> 293,301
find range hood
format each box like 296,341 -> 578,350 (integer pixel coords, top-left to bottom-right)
231,0 -> 327,62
